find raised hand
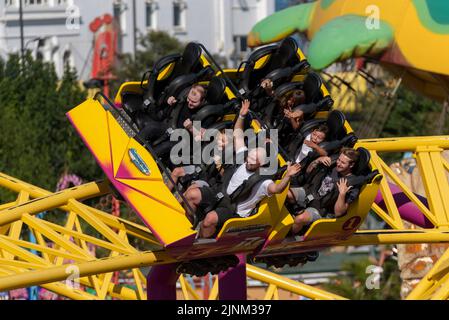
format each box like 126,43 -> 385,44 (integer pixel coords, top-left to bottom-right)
337,178 -> 352,195
317,156 -> 332,167
286,162 -> 302,177
167,96 -> 177,106
240,99 -> 251,117
183,118 -> 193,130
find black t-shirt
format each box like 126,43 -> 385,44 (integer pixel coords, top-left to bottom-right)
315,168 -> 360,205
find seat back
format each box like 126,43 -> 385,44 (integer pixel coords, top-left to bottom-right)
205,77 -> 227,105
303,72 -> 323,104
171,42 -> 203,78
353,147 -> 371,177
269,37 -> 299,70
326,110 -> 346,141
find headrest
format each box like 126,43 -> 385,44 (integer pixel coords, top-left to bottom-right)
153,53 -> 182,73
246,44 -> 278,65
181,42 -> 202,71
353,147 -> 371,176
303,72 -> 323,104
326,110 -> 346,140
273,37 -> 298,68
299,118 -> 326,136
206,77 -> 227,105
274,82 -> 302,98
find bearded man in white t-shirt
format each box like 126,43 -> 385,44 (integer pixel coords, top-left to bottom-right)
183,99 -> 301,238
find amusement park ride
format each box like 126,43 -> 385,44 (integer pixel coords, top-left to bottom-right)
1,0 -> 449,300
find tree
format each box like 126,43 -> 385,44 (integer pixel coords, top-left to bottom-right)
111,30 -> 185,97
321,257 -> 401,300
0,53 -> 101,202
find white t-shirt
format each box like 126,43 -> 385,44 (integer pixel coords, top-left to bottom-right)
226,164 -> 273,217
295,133 -> 312,163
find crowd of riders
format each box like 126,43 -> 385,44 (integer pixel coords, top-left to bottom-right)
124,38 -> 370,239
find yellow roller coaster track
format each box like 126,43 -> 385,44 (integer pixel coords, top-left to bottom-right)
1,135 -> 449,300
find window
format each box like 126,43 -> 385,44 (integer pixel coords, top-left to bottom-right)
146,1 -> 158,29
113,0 -> 126,33
5,0 -> 70,7
4,0 -> 16,7
234,35 -> 248,54
173,0 -> 186,30
24,0 -> 49,5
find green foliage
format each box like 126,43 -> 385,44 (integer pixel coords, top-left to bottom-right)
349,85 -> 448,138
0,53 -> 101,202
111,30 -> 185,96
381,86 -> 448,137
321,258 -> 402,300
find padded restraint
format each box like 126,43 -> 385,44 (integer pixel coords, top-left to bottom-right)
205,77 -> 227,105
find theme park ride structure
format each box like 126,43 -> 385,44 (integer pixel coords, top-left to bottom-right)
0,40 -> 449,300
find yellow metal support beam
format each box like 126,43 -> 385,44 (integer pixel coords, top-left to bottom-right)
0,250 -> 175,292
246,264 -> 346,300
0,180 -> 110,226
415,146 -> 449,228
357,136 -> 449,152
339,230 -> 449,246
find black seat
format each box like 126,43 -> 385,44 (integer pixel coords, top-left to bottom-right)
353,147 -> 371,177
205,77 -> 227,105
170,42 -> 203,79
192,77 -> 237,124
239,37 -> 306,93
141,42 -> 208,110
349,147 -> 379,188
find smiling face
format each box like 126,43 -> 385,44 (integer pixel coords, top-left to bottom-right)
187,86 -> 205,109
336,153 -> 354,174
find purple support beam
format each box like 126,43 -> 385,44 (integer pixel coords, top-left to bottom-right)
375,182 -> 433,228
146,263 -> 180,300
218,254 -> 247,300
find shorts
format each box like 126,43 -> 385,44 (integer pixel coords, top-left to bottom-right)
297,207 -> 322,225
290,187 -> 306,206
197,185 -> 220,221
215,206 -> 240,229
198,186 -> 240,234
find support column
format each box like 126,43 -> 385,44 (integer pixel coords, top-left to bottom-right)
218,254 -> 247,300
146,263 -> 180,300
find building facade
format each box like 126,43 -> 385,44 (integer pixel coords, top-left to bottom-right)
0,0 -> 274,79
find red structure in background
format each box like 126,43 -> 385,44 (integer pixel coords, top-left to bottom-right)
88,14 -> 118,98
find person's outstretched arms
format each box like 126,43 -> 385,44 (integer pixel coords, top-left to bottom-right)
234,99 -> 250,152
267,162 -> 302,195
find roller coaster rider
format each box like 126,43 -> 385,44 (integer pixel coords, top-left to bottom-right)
183,99 -> 302,238
139,84 -> 213,162
287,147 -> 361,235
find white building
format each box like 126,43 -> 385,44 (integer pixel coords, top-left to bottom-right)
0,0 -> 274,79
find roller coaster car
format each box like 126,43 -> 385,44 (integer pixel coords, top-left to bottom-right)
67,43 -> 381,276
117,42 -> 214,128
237,37 -> 310,94
261,72 -> 334,129
67,96 -> 292,273
255,146 -> 382,268
286,110 -> 358,161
